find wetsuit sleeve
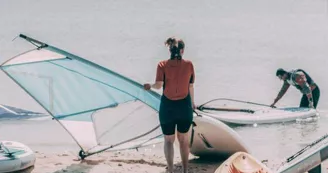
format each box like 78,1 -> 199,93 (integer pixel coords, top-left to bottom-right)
189,62 -> 195,84
155,63 -> 164,82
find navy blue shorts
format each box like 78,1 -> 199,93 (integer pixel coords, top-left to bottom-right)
159,94 -> 193,135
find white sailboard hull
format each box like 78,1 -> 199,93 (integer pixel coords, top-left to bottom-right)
189,115 -> 250,158
0,141 -> 35,173
197,107 -> 318,125
277,135 -> 328,173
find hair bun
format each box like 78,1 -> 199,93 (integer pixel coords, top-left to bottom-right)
164,37 -> 185,60
165,37 -> 178,47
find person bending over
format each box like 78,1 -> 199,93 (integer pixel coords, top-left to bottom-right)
270,68 -> 320,109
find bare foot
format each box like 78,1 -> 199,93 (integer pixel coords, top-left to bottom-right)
165,166 -> 174,173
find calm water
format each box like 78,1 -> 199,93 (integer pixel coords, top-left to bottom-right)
1,0 -> 328,170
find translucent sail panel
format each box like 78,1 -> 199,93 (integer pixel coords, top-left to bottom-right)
59,101 -> 162,153
2,60 -> 133,119
93,100 -> 161,147
1,47 -> 160,121
59,105 -> 162,153
59,119 -> 98,151
3,48 -> 65,66
89,130 -> 163,153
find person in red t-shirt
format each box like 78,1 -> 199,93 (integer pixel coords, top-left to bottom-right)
144,37 -> 195,173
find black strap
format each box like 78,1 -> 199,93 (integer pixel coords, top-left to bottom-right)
189,122 -> 196,148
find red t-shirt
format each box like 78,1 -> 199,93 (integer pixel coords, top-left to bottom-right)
155,59 -> 195,100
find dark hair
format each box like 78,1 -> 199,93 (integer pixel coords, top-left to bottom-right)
165,37 -> 185,60
276,68 -> 287,77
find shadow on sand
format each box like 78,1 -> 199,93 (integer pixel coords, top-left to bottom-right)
38,155 -> 225,173
51,159 -> 106,173
110,158 -> 167,167
109,156 -> 225,173
12,166 -> 35,173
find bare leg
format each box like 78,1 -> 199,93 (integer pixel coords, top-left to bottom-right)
177,130 -> 191,173
164,134 -> 175,173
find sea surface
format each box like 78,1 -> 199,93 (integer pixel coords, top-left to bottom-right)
1,0 -> 328,171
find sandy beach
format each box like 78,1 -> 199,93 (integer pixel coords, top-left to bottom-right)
15,141 -> 328,173
20,143 -> 224,173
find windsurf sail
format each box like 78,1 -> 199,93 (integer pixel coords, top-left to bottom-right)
0,34 -> 163,159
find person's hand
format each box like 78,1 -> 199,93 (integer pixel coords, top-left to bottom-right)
270,103 -> 276,108
143,84 -> 151,90
192,102 -> 196,110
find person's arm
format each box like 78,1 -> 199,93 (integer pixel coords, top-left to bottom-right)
271,81 -> 290,107
144,81 -> 163,90
151,81 -> 163,89
294,72 -> 314,108
144,63 -> 164,90
189,84 -> 195,108
189,62 -> 196,109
